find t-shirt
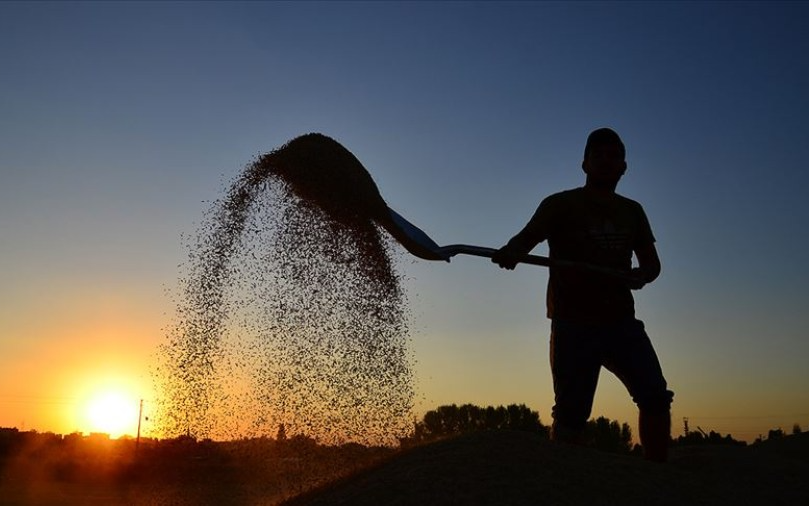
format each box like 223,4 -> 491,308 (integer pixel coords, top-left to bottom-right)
519,187 -> 655,323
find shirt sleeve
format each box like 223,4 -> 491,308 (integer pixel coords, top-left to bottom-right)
514,194 -> 556,249
634,202 -> 656,248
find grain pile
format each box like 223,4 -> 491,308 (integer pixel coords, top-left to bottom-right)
155,134 -> 414,445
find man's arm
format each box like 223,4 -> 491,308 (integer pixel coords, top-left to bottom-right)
492,196 -> 552,270
629,241 -> 661,290
491,228 -> 544,270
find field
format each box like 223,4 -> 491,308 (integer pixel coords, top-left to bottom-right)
2,430 -> 808,505
0,432 -> 391,506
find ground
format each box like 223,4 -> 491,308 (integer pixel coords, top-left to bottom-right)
2,431 -> 808,505
283,431 -> 809,506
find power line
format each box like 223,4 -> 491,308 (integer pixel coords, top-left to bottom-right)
0,394 -> 156,403
0,394 -> 80,406
680,412 -> 809,420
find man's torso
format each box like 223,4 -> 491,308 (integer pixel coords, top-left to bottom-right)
533,188 -> 654,323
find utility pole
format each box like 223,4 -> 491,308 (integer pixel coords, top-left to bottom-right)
136,399 -> 144,453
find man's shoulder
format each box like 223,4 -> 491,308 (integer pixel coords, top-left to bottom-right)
542,188 -> 647,215
542,187 -> 583,204
613,192 -> 644,209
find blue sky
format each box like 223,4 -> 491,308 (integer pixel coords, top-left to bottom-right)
2,1 -> 808,441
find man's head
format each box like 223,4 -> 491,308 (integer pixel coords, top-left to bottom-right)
582,128 -> 627,189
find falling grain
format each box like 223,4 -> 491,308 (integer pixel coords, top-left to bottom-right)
155,134 -> 414,446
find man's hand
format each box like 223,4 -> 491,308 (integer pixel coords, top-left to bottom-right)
491,244 -> 522,270
630,242 -> 661,290
627,267 -> 648,290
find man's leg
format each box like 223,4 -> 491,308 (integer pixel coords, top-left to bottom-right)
549,320 -> 602,444
604,319 -> 674,462
638,408 -> 671,463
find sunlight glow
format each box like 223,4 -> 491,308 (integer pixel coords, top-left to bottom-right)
83,390 -> 139,438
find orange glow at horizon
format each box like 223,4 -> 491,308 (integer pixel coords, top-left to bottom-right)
81,389 -> 140,439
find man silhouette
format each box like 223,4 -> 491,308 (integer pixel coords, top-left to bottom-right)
492,128 -> 673,462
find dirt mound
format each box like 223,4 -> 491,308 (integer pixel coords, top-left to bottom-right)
284,431 -> 809,506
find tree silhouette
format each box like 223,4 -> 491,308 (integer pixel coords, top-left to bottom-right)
674,426 -> 745,447
583,416 -> 633,454
409,405 -> 640,454
410,404 -> 549,444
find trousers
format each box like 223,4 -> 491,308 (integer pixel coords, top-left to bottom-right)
550,318 -> 673,432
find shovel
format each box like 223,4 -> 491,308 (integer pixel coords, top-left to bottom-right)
382,208 -> 631,280
260,133 -> 630,280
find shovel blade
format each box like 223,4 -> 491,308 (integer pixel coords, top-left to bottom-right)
378,208 -> 449,261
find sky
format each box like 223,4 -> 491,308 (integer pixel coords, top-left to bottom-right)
2,1 -> 808,443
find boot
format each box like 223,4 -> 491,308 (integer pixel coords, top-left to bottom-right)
639,409 -> 670,462
551,422 -> 585,445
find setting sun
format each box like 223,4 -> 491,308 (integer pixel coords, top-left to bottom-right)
82,390 -> 140,438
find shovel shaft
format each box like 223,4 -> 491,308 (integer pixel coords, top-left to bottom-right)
436,245 -> 551,266
436,244 -> 631,280
382,209 -> 631,281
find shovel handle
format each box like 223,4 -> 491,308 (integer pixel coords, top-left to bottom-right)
435,244 -> 631,280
